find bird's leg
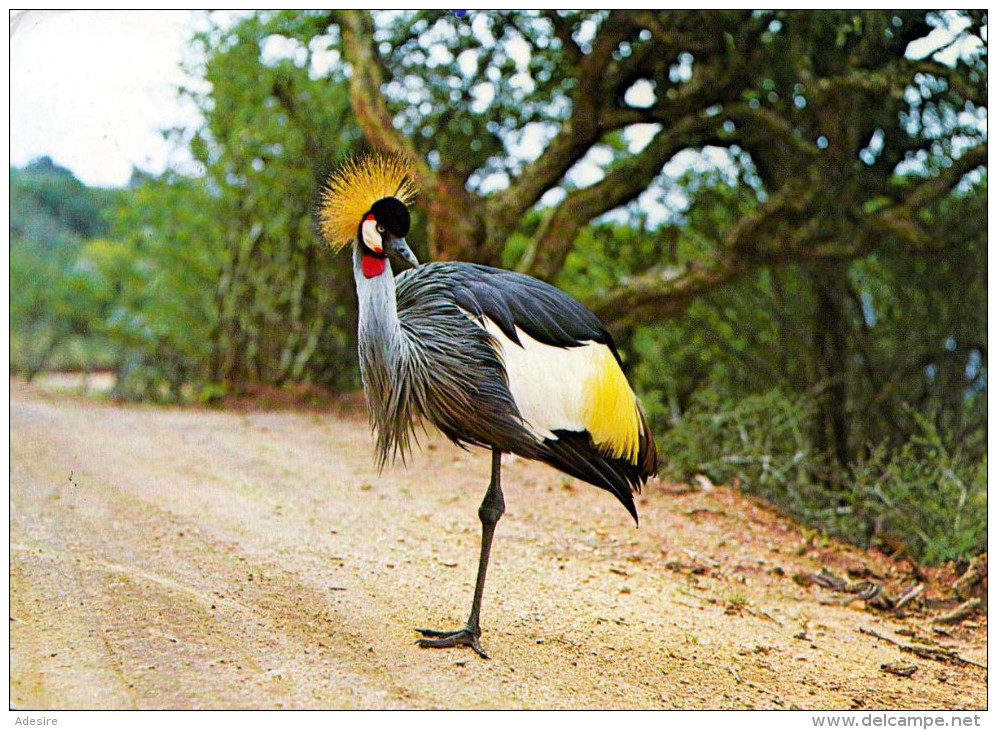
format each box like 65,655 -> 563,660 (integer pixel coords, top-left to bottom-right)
466,449 -> 506,635
417,449 -> 504,659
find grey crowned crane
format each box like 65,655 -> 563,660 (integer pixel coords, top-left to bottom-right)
320,152 -> 657,658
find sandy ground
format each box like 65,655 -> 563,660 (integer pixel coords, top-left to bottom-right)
9,381 -> 987,710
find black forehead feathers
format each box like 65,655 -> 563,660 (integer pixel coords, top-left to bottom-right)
370,197 -> 411,237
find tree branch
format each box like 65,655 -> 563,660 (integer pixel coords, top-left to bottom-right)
482,12 -> 640,259
868,142 -> 988,251
893,143 -> 987,213
585,187 -> 805,327
722,103 -> 823,159
519,115 -> 714,280
588,132 -> 987,329
903,59 -> 988,106
588,258 -> 745,329
483,114 -> 601,258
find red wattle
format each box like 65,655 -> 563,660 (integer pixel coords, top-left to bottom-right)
362,254 -> 386,278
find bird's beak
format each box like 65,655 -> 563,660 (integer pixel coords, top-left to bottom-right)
391,238 -> 420,269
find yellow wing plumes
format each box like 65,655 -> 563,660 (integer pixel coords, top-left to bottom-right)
319,151 -> 419,251
584,346 -> 641,464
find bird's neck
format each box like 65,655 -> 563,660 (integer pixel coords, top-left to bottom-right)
353,244 -> 403,365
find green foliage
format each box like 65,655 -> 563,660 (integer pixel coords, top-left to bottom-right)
180,11 -> 364,392
89,175 -> 225,400
375,10 -> 583,183
36,11 -> 369,400
851,415 -> 987,564
10,159 -> 122,377
658,388 -> 820,494
10,156 -> 118,243
559,168 -> 986,564
657,388 -> 985,564
10,12 -> 367,399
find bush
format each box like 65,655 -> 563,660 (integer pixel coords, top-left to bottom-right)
657,388 -> 986,564
850,415 -> 987,565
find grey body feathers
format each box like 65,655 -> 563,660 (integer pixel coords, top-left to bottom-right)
353,250 -> 654,521
355,252 -> 537,468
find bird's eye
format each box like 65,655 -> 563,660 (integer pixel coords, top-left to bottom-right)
376,224 -> 385,234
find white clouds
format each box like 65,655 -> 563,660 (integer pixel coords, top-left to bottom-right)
10,10 -> 200,187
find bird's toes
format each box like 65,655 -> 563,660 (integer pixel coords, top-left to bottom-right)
469,640 -> 489,659
414,627 -> 489,658
415,627 -> 462,638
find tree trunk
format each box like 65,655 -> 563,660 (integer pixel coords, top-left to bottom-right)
25,334 -> 61,383
426,167 -> 487,262
811,263 -> 851,477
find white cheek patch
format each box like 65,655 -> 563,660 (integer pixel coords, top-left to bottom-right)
361,219 -> 383,252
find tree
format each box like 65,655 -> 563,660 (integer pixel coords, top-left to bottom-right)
331,10 -> 985,328
9,11 -> 984,560
9,159 -> 121,379
623,171 -> 987,463
326,10 -> 987,488
94,175 -> 226,399
110,13 -> 367,394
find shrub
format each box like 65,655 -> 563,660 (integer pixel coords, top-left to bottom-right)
657,388 -> 986,564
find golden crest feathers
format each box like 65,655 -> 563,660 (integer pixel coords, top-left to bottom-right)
319,151 -> 418,251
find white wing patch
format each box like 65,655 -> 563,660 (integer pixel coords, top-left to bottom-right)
463,310 -> 609,441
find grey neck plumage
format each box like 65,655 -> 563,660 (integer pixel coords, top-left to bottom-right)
353,244 -> 419,467
351,245 -> 529,468
354,244 -> 402,365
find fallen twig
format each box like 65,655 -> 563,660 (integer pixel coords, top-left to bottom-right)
819,581 -> 890,610
880,661 -> 918,677
893,583 -> 924,611
795,568 -> 847,591
744,605 -> 781,625
683,549 -> 720,568
802,569 -> 927,613
934,598 -> 981,625
727,666 -> 784,705
859,627 -> 987,671
683,507 -> 727,518
675,587 -> 715,605
953,554 -> 987,600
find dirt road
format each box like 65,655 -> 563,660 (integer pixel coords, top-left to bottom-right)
9,382 -> 987,709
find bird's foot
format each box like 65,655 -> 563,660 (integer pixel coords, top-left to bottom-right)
415,625 -> 488,659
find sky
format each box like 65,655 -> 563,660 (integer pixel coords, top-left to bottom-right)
6,9 -> 640,193
10,10 -> 202,187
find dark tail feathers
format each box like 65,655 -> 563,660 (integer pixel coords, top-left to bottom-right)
540,427 -> 656,525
